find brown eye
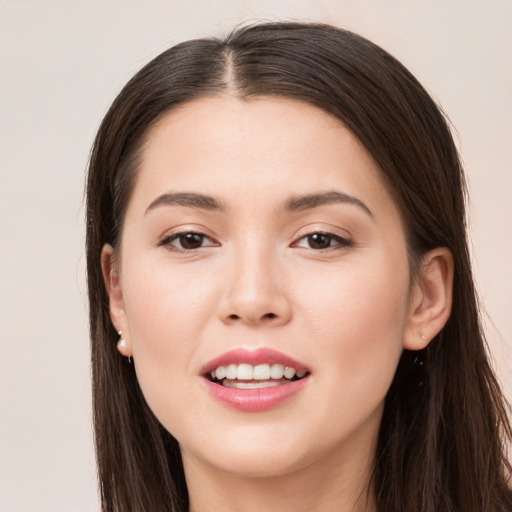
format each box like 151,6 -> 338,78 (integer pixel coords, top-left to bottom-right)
161,232 -> 217,251
178,233 -> 205,249
307,233 -> 332,249
294,232 -> 352,250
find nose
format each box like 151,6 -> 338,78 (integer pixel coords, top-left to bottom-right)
217,245 -> 292,327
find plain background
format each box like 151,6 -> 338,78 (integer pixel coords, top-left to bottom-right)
0,1 -> 510,510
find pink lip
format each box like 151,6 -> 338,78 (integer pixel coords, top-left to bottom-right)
202,377 -> 310,412
200,348 -> 311,413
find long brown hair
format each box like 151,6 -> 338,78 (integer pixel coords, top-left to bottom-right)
86,22 -> 512,511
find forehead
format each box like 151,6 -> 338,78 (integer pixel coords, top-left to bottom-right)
128,96 -> 399,222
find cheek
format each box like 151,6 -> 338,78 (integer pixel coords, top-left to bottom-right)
120,257 -> 221,406
120,258 -> 221,431
297,255 -> 410,400
302,255 -> 409,328
123,258 -> 217,349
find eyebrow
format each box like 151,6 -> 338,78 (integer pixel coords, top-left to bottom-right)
145,192 -> 226,214
145,190 -> 373,218
282,191 -> 373,218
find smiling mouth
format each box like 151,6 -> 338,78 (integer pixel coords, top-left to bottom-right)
206,363 -> 309,389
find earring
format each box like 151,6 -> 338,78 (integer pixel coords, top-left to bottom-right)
117,330 -> 127,350
412,355 -> 424,366
420,334 -> 427,342
117,330 -> 133,364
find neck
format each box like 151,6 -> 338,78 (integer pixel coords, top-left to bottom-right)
183,420 -> 378,512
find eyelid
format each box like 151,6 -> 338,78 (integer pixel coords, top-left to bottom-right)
291,223 -> 352,241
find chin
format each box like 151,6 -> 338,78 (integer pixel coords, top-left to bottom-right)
182,417 -> 355,481
206,446 -> 313,479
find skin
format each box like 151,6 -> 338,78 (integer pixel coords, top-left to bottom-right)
103,97 -> 453,512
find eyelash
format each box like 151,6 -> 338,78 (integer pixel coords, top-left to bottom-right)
159,230 -> 352,253
292,232 -> 353,251
159,231 -> 219,252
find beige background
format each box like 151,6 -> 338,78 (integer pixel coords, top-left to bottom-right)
0,1 -> 510,510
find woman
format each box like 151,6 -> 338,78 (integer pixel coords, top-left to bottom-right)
86,22 -> 512,511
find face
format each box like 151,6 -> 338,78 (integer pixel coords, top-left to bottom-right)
108,97 -> 416,479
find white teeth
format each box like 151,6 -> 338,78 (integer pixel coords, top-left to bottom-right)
216,366 -> 226,379
210,363 -> 306,381
283,367 -> 296,379
225,364 -> 237,380
236,363 -> 253,380
270,363 -> 285,379
222,380 -> 284,389
253,364 -> 271,380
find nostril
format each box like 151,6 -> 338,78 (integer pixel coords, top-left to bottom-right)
224,312 -> 280,323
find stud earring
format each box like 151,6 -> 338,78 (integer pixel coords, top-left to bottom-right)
420,334 -> 427,341
117,330 -> 127,350
117,330 -> 133,364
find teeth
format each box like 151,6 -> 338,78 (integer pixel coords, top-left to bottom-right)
270,364 -> 285,379
253,364 -> 270,380
210,363 -> 306,381
222,380 -> 284,389
283,367 -> 296,379
216,366 -> 226,379
225,364 -> 237,379
237,363 -> 253,380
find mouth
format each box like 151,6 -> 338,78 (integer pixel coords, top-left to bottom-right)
200,348 -> 311,412
206,363 -> 309,389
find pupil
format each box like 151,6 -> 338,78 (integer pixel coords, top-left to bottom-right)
180,233 -> 203,249
308,233 -> 331,249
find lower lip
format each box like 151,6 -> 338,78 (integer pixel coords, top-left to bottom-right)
202,377 -> 310,412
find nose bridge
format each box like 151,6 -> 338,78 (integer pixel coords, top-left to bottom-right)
219,232 -> 291,326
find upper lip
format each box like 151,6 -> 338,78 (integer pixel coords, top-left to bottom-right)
200,348 -> 310,376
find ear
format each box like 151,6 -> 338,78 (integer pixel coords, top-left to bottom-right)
403,247 -> 454,350
101,244 -> 132,357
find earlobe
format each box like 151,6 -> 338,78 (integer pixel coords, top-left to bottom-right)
403,247 -> 454,351
101,244 -> 132,355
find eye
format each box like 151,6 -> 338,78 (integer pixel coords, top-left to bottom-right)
160,231 -> 218,251
293,232 -> 351,250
